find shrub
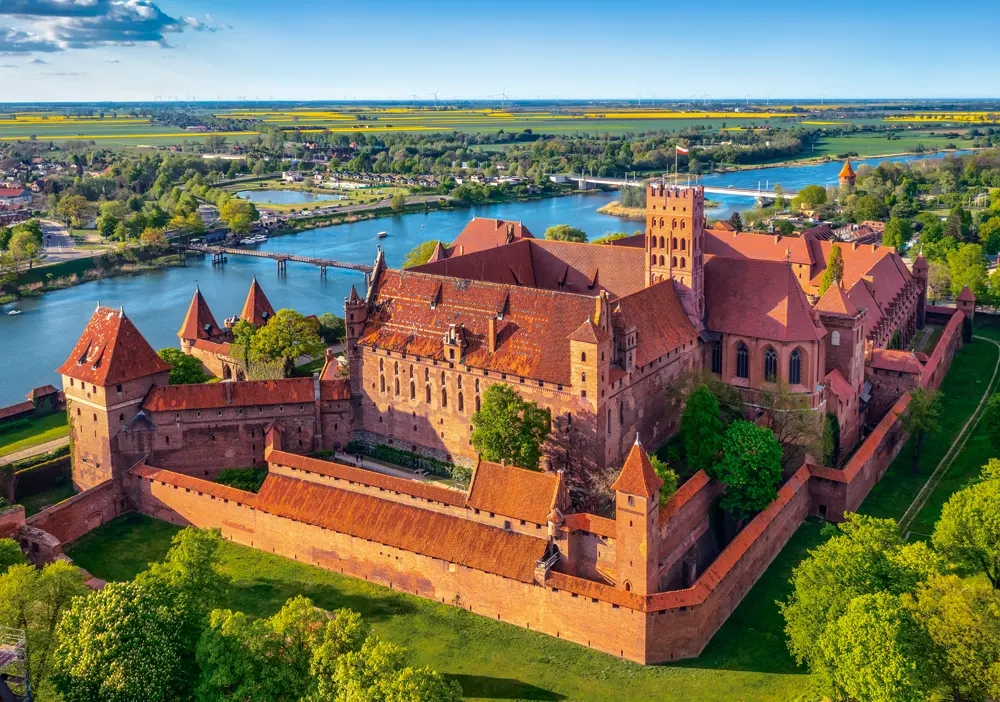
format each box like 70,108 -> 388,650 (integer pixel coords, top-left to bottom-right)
215,467 -> 268,493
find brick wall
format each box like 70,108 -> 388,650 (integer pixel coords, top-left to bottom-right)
0,505 -> 25,539
921,311 -> 964,391
657,471 -> 723,590
25,480 -> 123,545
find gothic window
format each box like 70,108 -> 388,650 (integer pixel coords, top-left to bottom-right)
425,385 -> 431,403
619,402 -> 625,426
458,392 -> 464,412
410,381 -> 415,399
475,378 -> 480,392
409,364 -> 413,378
681,220 -> 686,230
651,236 -> 657,247
379,358 -> 384,372
380,376 -> 385,393
681,238 -> 686,251
831,330 -> 841,346
394,378 -> 400,395
651,254 -> 656,265
659,217 -> 664,227
764,346 -> 778,382
789,348 -> 802,385
711,340 -> 723,374
425,368 -> 429,381
672,256 -> 677,267
672,237 -> 678,248
672,219 -> 677,229
458,375 -> 463,389
394,361 -> 398,375
475,396 -> 481,412
607,408 -> 612,432
680,257 -> 686,268
659,255 -> 665,266
659,236 -> 665,248
441,389 -> 447,407
440,371 -> 446,386
736,342 -> 749,379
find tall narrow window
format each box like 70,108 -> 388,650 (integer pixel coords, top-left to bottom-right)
410,381 -> 415,399
607,408 -> 612,433
441,388 -> 447,407
736,342 -> 749,379
425,385 -> 431,403
711,340 -> 723,374
619,402 -> 625,426
380,376 -> 385,393
458,392 -> 464,412
764,346 -> 778,382
789,348 -> 802,385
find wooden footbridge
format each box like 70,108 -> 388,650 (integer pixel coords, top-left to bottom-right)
185,245 -> 373,275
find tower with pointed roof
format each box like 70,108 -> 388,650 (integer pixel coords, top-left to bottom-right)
814,283 -> 867,452
58,306 -> 171,490
344,284 -> 368,401
612,436 -> 662,595
645,184 -> 705,325
240,276 -> 275,327
838,158 -> 856,189
178,285 -> 225,353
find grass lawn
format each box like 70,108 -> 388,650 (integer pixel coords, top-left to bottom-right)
808,133 -> 971,158
0,413 -> 69,457
63,320 -> 1000,702
18,482 -> 77,517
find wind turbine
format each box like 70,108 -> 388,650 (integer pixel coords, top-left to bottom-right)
745,93 -> 751,107
408,93 -> 419,108
431,90 -> 440,107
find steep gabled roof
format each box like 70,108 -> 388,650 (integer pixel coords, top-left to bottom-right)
567,318 -> 611,344
57,306 -> 170,386
444,218 -> 534,258
814,283 -> 859,318
467,461 -> 565,525
241,276 -> 275,326
612,282 -> 699,366
704,258 -> 826,342
178,286 -> 222,340
958,285 -> 976,302
611,439 -> 663,499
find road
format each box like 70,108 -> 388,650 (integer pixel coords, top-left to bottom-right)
0,436 -> 70,466
276,194 -> 450,222
36,219 -> 110,265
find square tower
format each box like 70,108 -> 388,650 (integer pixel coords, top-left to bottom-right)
646,184 -> 705,322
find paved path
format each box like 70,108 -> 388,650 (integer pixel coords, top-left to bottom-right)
0,436 -> 70,466
36,219 -> 110,265
900,335 -> 1000,535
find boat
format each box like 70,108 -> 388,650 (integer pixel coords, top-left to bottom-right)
377,231 -> 388,239
239,235 -> 268,245
7,310 -> 21,316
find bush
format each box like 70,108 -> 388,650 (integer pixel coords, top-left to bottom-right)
7,445 -> 69,472
214,467 -> 268,493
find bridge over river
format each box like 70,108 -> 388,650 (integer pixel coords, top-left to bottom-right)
185,244 -> 374,275
564,175 -> 798,202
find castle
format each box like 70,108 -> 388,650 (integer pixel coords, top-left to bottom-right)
5,186 -> 976,664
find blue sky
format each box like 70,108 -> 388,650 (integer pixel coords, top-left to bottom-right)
2,0 -> 999,102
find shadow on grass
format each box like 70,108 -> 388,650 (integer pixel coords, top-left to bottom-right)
449,674 -> 565,700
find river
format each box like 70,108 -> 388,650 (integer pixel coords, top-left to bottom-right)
0,150 -> 969,405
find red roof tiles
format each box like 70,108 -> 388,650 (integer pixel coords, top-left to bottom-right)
562,512 -> 616,538
958,285 -> 976,302
444,218 -> 534,258
143,377 -> 317,412
178,287 -> 223,340
467,461 -> 564,525
567,318 -> 611,344
132,462 -> 259,506
612,282 -> 698,367
611,440 -> 663,498
824,369 -> 853,401
241,276 -> 275,326
57,307 -> 170,386
869,349 -> 925,375
814,283 -> 859,317
839,158 -> 855,178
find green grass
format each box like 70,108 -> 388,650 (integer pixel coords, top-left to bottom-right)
0,413 -> 69,457
18,482 -> 77,517
807,133 -> 971,158
63,320 -> 1000,702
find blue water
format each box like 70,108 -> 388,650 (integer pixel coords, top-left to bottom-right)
0,150 -> 970,405
237,189 -> 346,205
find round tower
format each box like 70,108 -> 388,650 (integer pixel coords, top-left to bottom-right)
838,158 -> 856,189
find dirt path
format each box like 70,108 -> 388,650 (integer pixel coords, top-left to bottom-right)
899,335 -> 1000,535
0,436 -> 70,466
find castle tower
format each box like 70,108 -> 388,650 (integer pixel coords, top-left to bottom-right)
345,284 -> 368,399
241,275 -> 276,327
815,283 -> 867,451
957,285 -> 976,341
177,285 -> 223,354
912,254 -> 928,329
645,184 -> 705,323
838,158 -> 856,189
57,306 -> 171,490
611,436 -> 663,596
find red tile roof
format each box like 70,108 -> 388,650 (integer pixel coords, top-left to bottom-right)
612,281 -> 698,367
814,283 -> 859,317
467,461 -> 564,525
839,158 -> 855,178
191,339 -> 231,356
444,217 -> 534,258
241,277 -> 275,326
846,278 -> 883,337
824,368 -> 853,401
256,473 -> 548,583
567,318 -> 611,344
360,269 -> 598,384
562,512 -> 616,538
320,378 -> 350,401
0,400 -> 34,421
132,462 -> 259,506
0,188 -> 26,197
704,258 -> 826,342
27,385 -> 59,400
57,307 -> 170,386
178,286 -> 222,340
611,440 -> 662,498
142,377 -> 317,412
266,449 -> 468,507
869,349 -> 925,375
958,285 -> 976,302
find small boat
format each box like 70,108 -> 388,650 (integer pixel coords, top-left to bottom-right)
377,231 -> 388,239
7,310 -> 21,316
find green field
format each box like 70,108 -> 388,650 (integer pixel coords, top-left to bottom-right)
807,132 -> 972,158
0,413 -> 69,458
63,319 -> 1000,701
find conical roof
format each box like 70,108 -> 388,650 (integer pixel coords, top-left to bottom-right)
58,306 -> 170,386
839,158 -> 856,179
815,282 -> 859,317
567,317 -> 610,344
241,276 -> 275,326
611,436 -> 663,499
177,286 -> 220,340
958,285 -> 976,302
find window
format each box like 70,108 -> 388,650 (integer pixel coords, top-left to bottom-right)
380,376 -> 385,393
619,402 -> 625,426
458,392 -> 464,412
410,381 -> 415,399
659,255 -> 665,266
672,256 -> 677,267
394,378 -> 400,395
681,238 -> 686,251
425,386 -> 431,403
651,236 -> 657,247
651,254 -> 656,265
736,342 -> 749,379
680,257 -> 686,268
681,220 -> 686,230
789,348 -> 802,385
116,384 -> 123,393
475,395 -> 481,412
659,236 -> 665,248
379,358 -> 384,372
764,346 -> 778,382
581,352 -> 586,362
711,340 -> 722,374
672,237 -> 677,248
627,495 -> 635,507
831,330 -> 841,346
441,389 -> 447,407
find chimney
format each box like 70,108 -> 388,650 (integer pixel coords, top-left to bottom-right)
487,317 -> 497,353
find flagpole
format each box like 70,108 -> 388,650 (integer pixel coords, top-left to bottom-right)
674,147 -> 678,183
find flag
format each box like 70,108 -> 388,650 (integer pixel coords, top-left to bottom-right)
675,145 -> 690,155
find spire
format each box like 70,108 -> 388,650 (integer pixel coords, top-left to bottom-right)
611,439 -> 663,499
815,281 -> 859,317
241,277 -> 275,326
178,286 -> 221,340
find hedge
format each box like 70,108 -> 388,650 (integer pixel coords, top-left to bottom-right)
14,455 -> 71,500
344,441 -> 471,484
215,467 -> 268,493
7,445 -> 70,473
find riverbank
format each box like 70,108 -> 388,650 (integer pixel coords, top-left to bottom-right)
703,146 -> 979,175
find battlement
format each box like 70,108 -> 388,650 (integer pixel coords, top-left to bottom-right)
646,184 -> 704,200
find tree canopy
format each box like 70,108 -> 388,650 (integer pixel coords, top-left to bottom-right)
680,384 -> 722,473
158,347 -> 211,385
933,459 -> 1000,588
948,243 -> 988,299
711,420 -> 782,519
471,383 -> 551,470
248,309 -> 325,364
819,243 -> 844,295
543,224 -> 587,242
899,388 -> 941,476
402,240 -> 444,268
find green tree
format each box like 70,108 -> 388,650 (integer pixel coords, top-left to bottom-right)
945,205 -> 973,242
978,216 -> 1000,256
882,217 -> 913,252
712,420 -> 782,519
927,260 -> 951,303
140,226 -> 168,250
390,191 -> 406,213
852,194 -> 887,222
781,513 -> 942,679
55,194 -> 94,228
0,538 -> 26,574
983,394 -> 1000,453
933,460 -> 1000,588
158,347 -> 211,385
821,412 -> 841,467
471,383 -> 551,470
795,184 -> 827,209
317,312 -> 346,343
249,309 -> 325,365
680,384 -> 722,473
0,560 -> 89,696
305,608 -> 371,702
543,224 -> 587,242
900,387 -> 940,476
728,212 -> 744,232
911,574 -> 1000,701
8,227 -> 42,270
818,592 -> 935,702
649,455 -> 678,504
818,243 -> 844,295
229,212 -> 252,237
402,240 -> 444,268
948,243 -> 988,299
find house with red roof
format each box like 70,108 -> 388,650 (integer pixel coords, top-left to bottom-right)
0,186 -> 30,208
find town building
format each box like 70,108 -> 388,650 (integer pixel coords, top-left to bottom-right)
0,187 -> 31,208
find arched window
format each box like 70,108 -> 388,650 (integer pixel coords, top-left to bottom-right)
672,237 -> 678,248
458,392 -> 464,412
672,219 -> 677,229
651,236 -> 657,247
651,254 -> 656,265
711,340 -> 723,374
581,352 -> 586,362
680,220 -> 686,230
440,371 -> 446,385
394,361 -> 398,375
409,364 -> 413,378
659,217 -> 664,227
736,342 -> 749,379
680,257 -> 686,268
475,396 -> 481,412
394,378 -> 400,395
425,385 -> 431,403
764,346 -> 778,382
681,238 -> 686,251
458,375 -> 463,389
659,236 -> 665,248
831,330 -> 841,346
659,255 -> 665,266
441,388 -> 447,407
424,368 -> 429,381
672,256 -> 677,267
475,378 -> 480,392
789,348 -> 802,385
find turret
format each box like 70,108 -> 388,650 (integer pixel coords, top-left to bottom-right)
611,436 -> 663,596
957,285 -> 976,341
645,184 -> 705,325
240,275 -> 275,327
177,285 -> 223,353
838,158 -> 856,189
